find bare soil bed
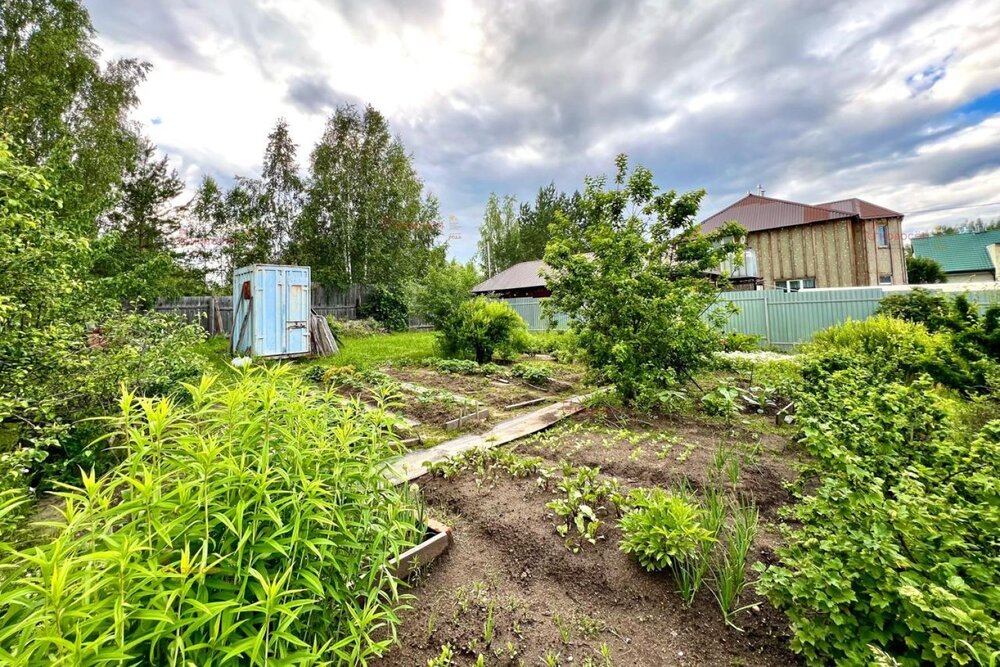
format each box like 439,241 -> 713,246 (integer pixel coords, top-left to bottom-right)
375,362 -> 587,440
376,409 -> 803,666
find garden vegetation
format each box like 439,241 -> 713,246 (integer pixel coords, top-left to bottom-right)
757,315 -> 1000,665
0,367 -> 422,665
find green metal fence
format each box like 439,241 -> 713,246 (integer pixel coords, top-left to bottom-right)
503,297 -> 568,331
504,286 -> 1000,346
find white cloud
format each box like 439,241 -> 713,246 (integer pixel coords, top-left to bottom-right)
85,0 -> 1000,261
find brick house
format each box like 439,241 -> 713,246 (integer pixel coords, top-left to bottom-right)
700,194 -> 907,289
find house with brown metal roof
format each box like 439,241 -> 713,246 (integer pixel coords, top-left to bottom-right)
700,194 -> 906,289
471,259 -> 551,298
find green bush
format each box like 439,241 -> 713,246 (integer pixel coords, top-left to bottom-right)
720,332 -> 762,352
406,259 -> 480,328
360,286 -> 409,332
437,297 -> 529,363
511,362 -> 553,384
426,358 -> 480,375
701,381 -> 742,418
877,289 -> 1000,366
0,366 -> 422,665
801,316 -> 977,390
757,366 -> 1000,665
876,289 -> 956,333
618,487 -> 713,573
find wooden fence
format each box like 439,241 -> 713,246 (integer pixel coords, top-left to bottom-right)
503,283 -> 1000,347
154,284 -> 374,336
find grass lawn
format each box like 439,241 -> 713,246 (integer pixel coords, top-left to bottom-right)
191,335 -> 238,378
303,331 -> 438,371
191,332 -> 438,381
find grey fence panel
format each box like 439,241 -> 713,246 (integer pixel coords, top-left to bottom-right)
153,296 -> 233,336
155,284 -> 377,335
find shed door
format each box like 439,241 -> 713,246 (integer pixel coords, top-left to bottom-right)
284,268 -> 310,355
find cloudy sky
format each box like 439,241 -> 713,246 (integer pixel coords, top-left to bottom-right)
87,0 -> 1000,261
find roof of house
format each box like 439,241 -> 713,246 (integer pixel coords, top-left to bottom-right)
472,259 -> 548,293
910,230 -> 1000,274
701,194 -> 904,234
814,198 -> 902,219
700,194 -> 855,233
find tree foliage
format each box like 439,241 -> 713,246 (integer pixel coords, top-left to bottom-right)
407,255 -> 481,328
906,255 -> 947,284
0,138 -> 207,508
544,154 -> 745,403
92,138 -> 206,301
0,0 -> 148,227
476,184 -> 579,276
477,193 -> 520,277
288,104 -> 441,289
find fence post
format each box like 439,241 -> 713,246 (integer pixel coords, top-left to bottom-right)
762,292 -> 772,346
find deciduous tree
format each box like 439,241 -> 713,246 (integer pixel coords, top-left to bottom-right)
544,154 -> 746,403
906,255 -> 947,284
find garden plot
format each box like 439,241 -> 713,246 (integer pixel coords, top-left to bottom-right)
376,409 -> 802,666
315,359 -> 588,446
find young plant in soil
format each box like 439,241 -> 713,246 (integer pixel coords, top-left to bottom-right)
673,485 -> 726,606
711,501 -> 760,629
618,485 -> 725,606
546,465 -> 620,552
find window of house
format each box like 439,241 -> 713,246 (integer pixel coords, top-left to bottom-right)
877,224 -> 889,248
879,274 -> 893,285
775,278 -> 816,292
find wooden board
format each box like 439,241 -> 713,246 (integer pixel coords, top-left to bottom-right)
383,391 -> 597,484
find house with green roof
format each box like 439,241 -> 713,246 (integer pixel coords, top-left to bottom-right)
910,229 -> 1000,283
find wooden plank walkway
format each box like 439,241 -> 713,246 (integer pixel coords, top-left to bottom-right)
383,392 -> 595,484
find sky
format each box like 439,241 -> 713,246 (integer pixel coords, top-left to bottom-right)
86,0 -> 1000,262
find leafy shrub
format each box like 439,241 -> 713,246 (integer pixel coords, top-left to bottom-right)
437,297 -> 529,363
304,365 -> 326,382
876,289 -> 956,333
511,362 -> 553,384
544,154 -> 746,403
701,381 -> 742,418
720,332 -> 762,352
426,358 -> 480,375
360,285 -> 409,332
801,316 -> 977,390
406,259 -> 480,328
333,317 -> 385,337
877,289 -> 1000,366
757,367 -> 1000,665
0,366 -> 422,665
618,487 -> 713,573
5,311 -> 208,490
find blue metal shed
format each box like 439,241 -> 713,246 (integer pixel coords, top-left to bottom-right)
231,264 -> 311,358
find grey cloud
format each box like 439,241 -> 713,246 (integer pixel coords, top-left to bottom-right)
87,0 -> 206,67
86,0 -> 1000,260
88,0 -> 318,76
285,75 -> 361,115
